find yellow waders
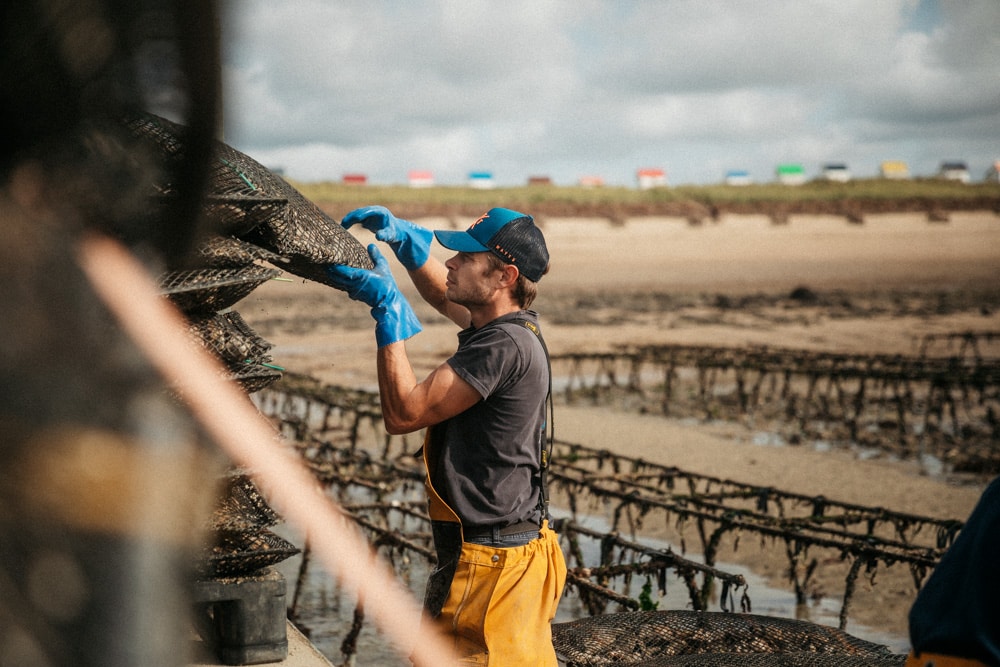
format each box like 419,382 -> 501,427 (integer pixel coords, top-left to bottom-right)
422,431 -> 567,666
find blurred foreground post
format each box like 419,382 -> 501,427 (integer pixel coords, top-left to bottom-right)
77,235 -> 456,666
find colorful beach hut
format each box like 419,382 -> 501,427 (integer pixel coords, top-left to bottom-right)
636,168 -> 666,189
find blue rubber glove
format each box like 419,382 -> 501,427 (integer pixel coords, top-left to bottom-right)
327,244 -> 422,347
341,205 -> 433,271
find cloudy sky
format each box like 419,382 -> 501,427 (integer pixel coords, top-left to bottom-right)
219,1 -> 1000,187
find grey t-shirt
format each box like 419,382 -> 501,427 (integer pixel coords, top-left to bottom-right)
428,310 -> 548,528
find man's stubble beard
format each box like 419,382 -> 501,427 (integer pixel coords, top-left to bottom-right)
446,268 -> 496,309
447,282 -> 491,309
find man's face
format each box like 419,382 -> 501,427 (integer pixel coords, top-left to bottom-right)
444,251 -> 501,307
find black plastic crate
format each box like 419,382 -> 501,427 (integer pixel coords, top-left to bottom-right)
193,569 -> 288,665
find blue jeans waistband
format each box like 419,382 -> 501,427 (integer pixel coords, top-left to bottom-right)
464,520 -> 540,547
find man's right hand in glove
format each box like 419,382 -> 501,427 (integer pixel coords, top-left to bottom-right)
326,244 -> 422,348
341,205 -> 432,271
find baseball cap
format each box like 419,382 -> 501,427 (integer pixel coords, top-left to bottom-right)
434,208 -> 549,282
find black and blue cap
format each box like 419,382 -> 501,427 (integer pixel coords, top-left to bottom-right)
434,208 -> 549,282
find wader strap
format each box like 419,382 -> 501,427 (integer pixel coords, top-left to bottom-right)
422,429 -> 462,526
421,428 -> 464,617
514,318 -> 554,526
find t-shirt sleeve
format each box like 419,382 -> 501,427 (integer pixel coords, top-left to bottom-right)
446,326 -> 525,399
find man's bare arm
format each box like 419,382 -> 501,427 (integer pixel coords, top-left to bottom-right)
376,340 -> 480,434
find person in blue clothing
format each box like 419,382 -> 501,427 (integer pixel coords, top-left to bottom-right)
328,205 -> 566,665
906,475 -> 1000,667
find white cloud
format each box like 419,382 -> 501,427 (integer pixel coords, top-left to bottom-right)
625,90 -> 814,141
220,0 -> 1000,185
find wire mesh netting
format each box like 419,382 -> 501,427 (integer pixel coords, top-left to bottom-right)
200,529 -> 300,579
187,311 -> 274,370
159,264 -> 281,315
230,365 -> 285,395
210,473 -> 281,533
212,138 -> 374,278
126,109 -> 376,399
193,234 -> 288,269
181,300 -> 284,394
196,473 -> 299,579
125,112 -> 373,279
131,108 -> 375,396
232,186 -> 375,285
629,655 -> 905,667
203,195 -> 291,237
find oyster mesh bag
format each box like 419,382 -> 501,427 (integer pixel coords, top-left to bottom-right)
209,140 -> 373,278
629,654 -> 905,666
159,265 -> 281,315
200,529 -> 299,579
198,474 -> 299,579
229,365 -> 283,394
202,195 -> 289,238
186,311 -> 281,393
193,234 -> 287,270
124,113 -> 288,237
552,611 -> 904,667
124,112 -> 372,281
187,311 -> 273,370
210,473 -> 281,533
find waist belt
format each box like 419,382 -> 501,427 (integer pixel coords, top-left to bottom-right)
463,520 -> 540,541
906,651 -> 992,667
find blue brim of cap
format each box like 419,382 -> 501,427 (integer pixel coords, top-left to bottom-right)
434,229 -> 490,253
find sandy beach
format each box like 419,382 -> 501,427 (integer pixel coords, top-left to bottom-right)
237,210 -> 1000,643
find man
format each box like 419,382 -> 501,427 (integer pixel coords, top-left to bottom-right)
906,475 -> 1000,667
328,206 -> 567,665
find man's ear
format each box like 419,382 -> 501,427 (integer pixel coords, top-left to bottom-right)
498,262 -> 520,288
